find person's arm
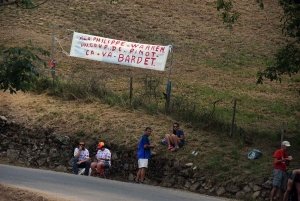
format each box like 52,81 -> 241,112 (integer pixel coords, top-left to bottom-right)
100,151 -> 111,161
274,157 -> 285,164
79,150 -> 90,163
74,148 -> 80,158
144,144 -> 155,149
142,137 -> 155,149
177,130 -> 184,141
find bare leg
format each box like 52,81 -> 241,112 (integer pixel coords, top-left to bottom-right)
96,162 -> 104,174
140,168 -> 146,182
283,179 -> 293,201
90,162 -> 97,176
296,182 -> 300,201
171,135 -> 180,147
279,189 -> 284,201
135,169 -> 141,182
270,187 -> 277,201
165,134 -> 172,147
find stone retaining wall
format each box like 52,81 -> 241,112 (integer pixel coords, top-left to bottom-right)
0,115 -> 275,200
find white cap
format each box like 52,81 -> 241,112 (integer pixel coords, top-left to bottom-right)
282,141 -> 291,147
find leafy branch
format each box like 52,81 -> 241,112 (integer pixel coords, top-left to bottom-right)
0,41 -> 50,94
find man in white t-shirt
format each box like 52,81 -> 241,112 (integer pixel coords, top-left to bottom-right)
90,142 -> 111,176
73,141 -> 91,176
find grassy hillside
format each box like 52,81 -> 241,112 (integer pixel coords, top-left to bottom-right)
1,0 -> 300,188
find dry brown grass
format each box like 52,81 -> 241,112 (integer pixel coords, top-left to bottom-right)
1,0 -> 300,185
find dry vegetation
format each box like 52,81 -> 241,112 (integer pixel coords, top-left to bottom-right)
1,0 -> 300,190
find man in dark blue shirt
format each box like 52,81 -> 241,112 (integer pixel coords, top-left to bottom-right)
134,127 -> 155,184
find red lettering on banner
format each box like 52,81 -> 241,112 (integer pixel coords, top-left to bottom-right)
156,46 -> 160,51
98,44 -> 102,48
117,54 -> 156,66
160,47 -> 165,53
81,43 -> 89,48
131,56 -> 136,63
108,52 -> 112,57
112,46 -> 116,51
137,57 -> 142,64
144,58 -> 149,65
151,58 -> 156,65
131,44 -> 139,48
151,52 -> 156,57
111,40 -> 115,45
130,49 -> 134,53
145,52 -> 150,57
119,47 -> 122,51
151,46 -> 155,51
91,50 -> 94,55
145,46 -> 150,50
102,52 -> 107,56
125,55 -> 130,63
116,41 -> 120,45
121,42 -> 125,46
104,45 -> 108,49
86,50 -> 89,55
139,45 -> 144,49
118,54 -> 124,62
138,50 -> 143,55
80,36 -> 90,41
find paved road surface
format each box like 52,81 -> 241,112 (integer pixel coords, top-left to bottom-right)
0,164 -> 227,201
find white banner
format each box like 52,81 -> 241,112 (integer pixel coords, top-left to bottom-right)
70,32 -> 170,71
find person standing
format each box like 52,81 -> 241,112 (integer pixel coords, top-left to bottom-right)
90,142 -> 111,176
134,127 -> 155,184
73,141 -> 91,176
270,141 -> 292,201
164,122 -> 184,152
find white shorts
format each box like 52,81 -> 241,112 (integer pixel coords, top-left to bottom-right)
138,159 -> 148,168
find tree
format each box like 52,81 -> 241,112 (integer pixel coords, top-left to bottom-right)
0,42 -> 50,94
0,0 -> 50,94
257,0 -> 300,84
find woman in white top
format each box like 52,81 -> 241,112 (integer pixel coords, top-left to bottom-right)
90,142 -> 111,176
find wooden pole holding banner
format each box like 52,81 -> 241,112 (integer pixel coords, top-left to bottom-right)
281,122 -> 285,146
165,44 -> 174,115
130,76 -> 133,105
51,24 -> 55,86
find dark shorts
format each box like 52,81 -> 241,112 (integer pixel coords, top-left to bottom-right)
171,140 -> 184,147
103,161 -> 111,169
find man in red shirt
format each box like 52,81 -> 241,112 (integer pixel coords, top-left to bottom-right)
270,141 -> 292,201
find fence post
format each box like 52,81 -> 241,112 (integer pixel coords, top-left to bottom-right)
230,99 -> 237,137
129,76 -> 133,105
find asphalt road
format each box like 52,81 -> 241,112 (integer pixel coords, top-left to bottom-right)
0,164 -> 227,201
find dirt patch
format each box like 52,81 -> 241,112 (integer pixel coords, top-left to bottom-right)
0,183 -> 70,201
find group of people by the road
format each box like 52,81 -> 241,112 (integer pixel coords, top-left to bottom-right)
72,122 -> 185,183
271,140 -> 300,201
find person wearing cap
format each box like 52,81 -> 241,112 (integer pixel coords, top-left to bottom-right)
90,142 -> 111,176
134,127 -> 155,184
73,141 -> 91,176
270,141 -> 293,201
